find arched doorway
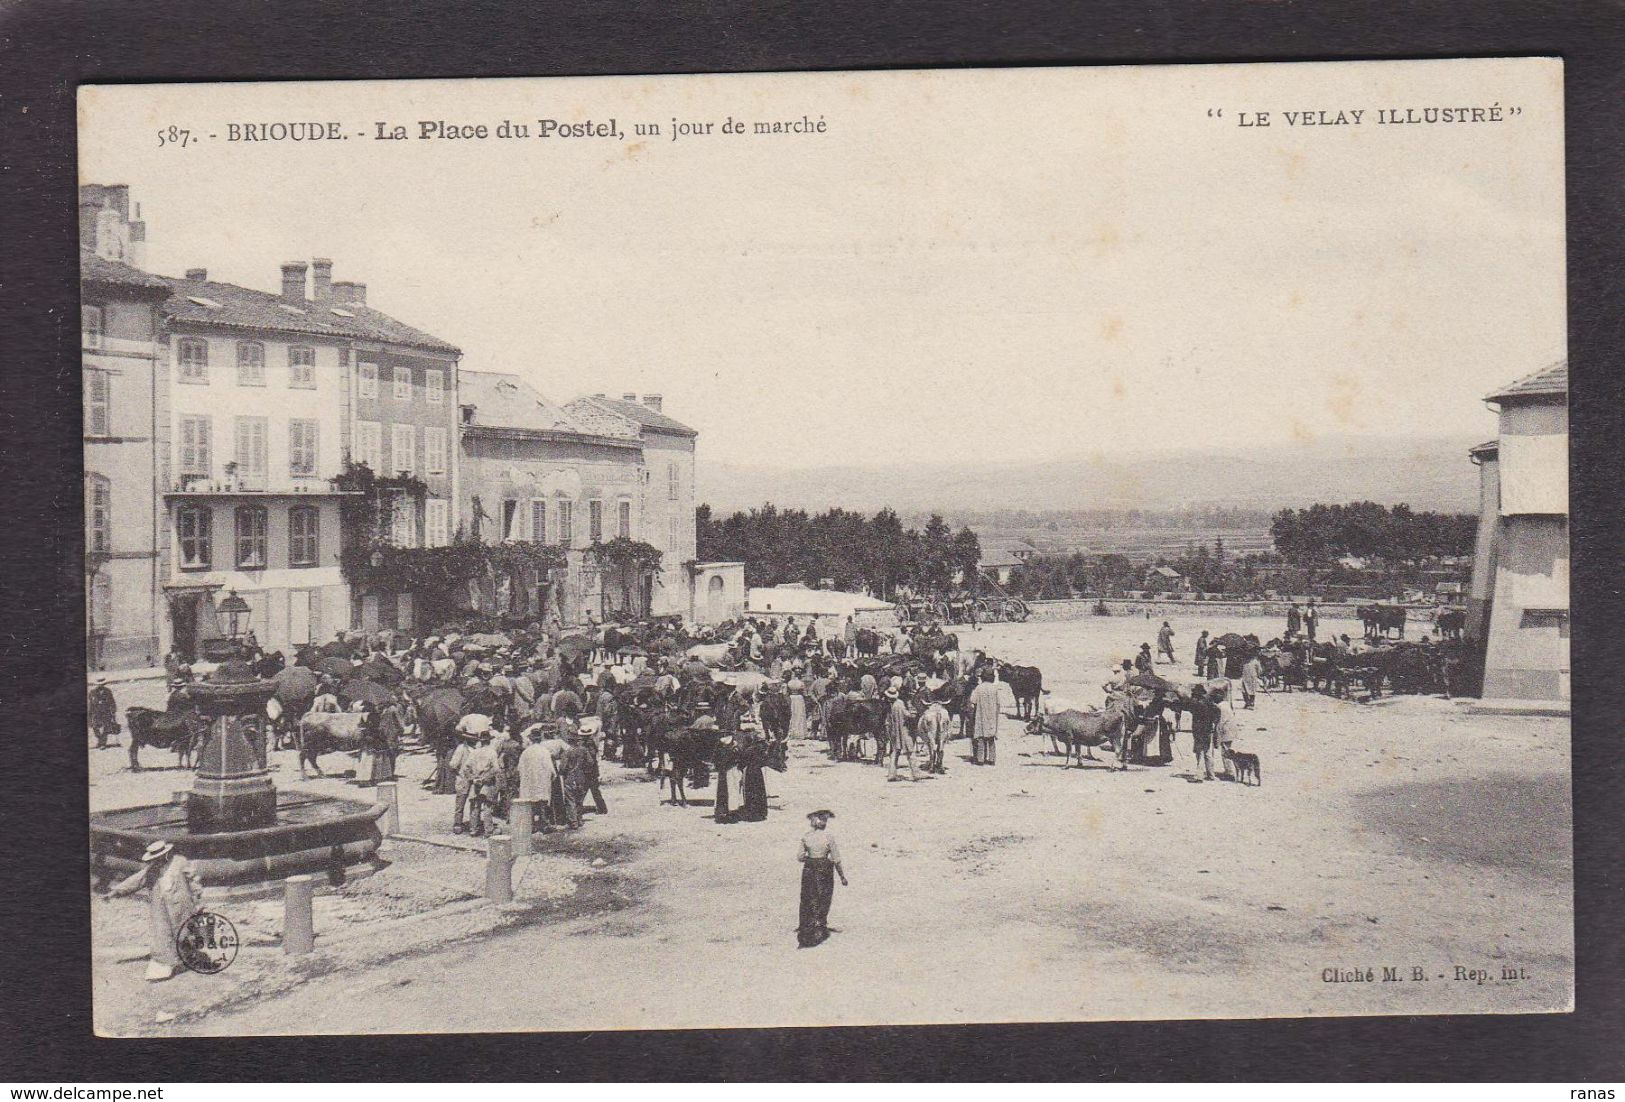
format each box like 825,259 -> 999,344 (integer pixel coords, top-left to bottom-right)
707,574 -> 727,623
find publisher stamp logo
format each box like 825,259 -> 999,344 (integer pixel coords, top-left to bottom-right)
176,911 -> 239,975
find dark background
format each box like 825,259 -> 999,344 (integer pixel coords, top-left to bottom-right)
2,0 -> 1621,1082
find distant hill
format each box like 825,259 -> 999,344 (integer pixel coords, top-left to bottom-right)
698,434 -> 1482,516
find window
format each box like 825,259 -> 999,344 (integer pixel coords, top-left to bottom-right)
355,421 -> 381,472
177,338 -> 209,382
234,416 -> 268,489
530,500 -> 546,542
426,369 -> 445,405
358,361 -> 378,398
502,500 -> 520,541
392,364 -> 412,401
424,427 -> 447,474
667,461 -> 679,501
289,505 -> 320,567
178,416 -> 212,477
288,346 -> 315,388
236,341 -> 266,386
425,498 -> 449,548
87,474 -> 111,554
557,500 -> 573,547
235,505 -> 268,568
390,493 -> 417,548
618,500 -> 631,540
82,304 -> 104,349
85,369 -> 111,436
289,419 -> 319,476
391,424 -> 415,476
589,499 -> 603,544
177,505 -> 212,569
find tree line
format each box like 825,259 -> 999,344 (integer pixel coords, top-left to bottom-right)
1269,502 -> 1476,565
696,504 -> 980,597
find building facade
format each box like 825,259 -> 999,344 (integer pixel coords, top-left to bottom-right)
460,373 -> 648,623
81,252 -> 172,670
567,394 -> 698,618
335,268 -> 463,633
159,271 -> 358,658
1468,360 -> 1569,708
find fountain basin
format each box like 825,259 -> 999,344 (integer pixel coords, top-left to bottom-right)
91,790 -> 387,887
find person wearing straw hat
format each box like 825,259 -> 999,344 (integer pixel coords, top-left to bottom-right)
797,810 -> 847,948
106,840 -> 202,982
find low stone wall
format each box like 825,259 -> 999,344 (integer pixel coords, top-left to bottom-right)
1024,598 -> 1368,622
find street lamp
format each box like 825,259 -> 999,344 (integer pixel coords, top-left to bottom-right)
218,589 -> 251,639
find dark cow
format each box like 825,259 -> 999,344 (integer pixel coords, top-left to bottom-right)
997,662 -> 1043,719
402,684 -> 466,793
1359,605 -> 1408,639
1436,608 -> 1466,641
853,628 -> 882,657
124,693 -> 206,772
825,696 -> 888,763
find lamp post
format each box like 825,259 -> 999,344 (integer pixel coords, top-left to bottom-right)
218,589 -> 251,640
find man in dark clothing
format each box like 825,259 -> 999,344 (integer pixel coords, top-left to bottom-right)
1194,631 -> 1210,676
558,734 -> 593,829
1286,602 -> 1302,637
1135,643 -> 1154,675
88,679 -> 119,748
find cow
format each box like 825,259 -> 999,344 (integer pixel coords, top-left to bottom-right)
997,661 -> 1043,720
1359,605 -> 1408,640
1436,607 -> 1466,641
825,695 -> 888,763
401,684 -> 465,793
124,695 -> 206,772
296,711 -> 369,776
853,628 -> 881,657
685,642 -> 735,667
1026,700 -> 1133,768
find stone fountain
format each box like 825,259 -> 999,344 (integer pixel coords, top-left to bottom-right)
90,664 -> 387,886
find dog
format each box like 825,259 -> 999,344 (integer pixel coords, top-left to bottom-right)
1224,747 -> 1261,786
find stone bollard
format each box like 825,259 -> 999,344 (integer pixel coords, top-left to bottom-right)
485,835 -> 514,904
284,874 -> 317,956
376,780 -> 400,837
510,799 -> 534,856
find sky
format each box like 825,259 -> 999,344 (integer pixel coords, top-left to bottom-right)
79,60 -> 1565,472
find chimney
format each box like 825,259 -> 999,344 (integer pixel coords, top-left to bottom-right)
280,261 -> 308,303
185,268 -> 208,282
641,394 -> 663,412
621,392 -> 638,403
331,281 -> 367,306
311,258 -> 334,303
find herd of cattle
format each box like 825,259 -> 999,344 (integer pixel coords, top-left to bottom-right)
114,613 -> 1472,794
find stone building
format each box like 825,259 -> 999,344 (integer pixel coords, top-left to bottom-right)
1467,360 -> 1568,711
459,373 -> 648,623
80,183 -> 462,659
81,251 -> 173,670
566,394 -> 698,619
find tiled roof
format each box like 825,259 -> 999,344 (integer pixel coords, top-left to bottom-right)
1486,359 -> 1566,403
576,395 -> 698,437
459,371 -> 586,433
160,274 -> 459,354
560,398 -> 645,440
80,250 -> 171,294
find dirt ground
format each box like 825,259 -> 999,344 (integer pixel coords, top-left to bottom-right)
90,611 -> 1573,1035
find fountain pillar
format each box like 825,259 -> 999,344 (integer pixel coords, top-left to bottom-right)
184,670 -> 279,834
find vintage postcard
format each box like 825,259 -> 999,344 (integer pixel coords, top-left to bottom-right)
79,58 -> 1569,1037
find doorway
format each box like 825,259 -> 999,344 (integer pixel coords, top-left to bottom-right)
707,574 -> 727,623
170,593 -> 200,661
